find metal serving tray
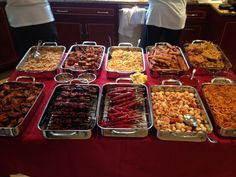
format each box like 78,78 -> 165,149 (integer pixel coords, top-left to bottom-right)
0,76 -> 44,136
184,40 -> 232,75
201,77 -> 236,137
38,84 -> 100,139
106,43 -> 146,79
16,42 -> 66,79
60,41 -> 105,77
150,79 -> 214,142
97,82 -> 153,137
146,42 -> 190,77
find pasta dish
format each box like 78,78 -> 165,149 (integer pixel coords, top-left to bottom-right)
202,85 -> 236,129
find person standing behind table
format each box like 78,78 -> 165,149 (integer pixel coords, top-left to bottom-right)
5,0 -> 58,59
145,0 -> 187,47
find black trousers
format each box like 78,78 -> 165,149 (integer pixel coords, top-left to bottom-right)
10,21 -> 58,60
145,25 -> 182,47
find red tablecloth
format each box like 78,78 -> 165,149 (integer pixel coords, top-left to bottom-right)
1,55 -> 236,177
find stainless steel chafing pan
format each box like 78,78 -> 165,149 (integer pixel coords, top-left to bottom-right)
106,43 -> 146,79
150,79 -> 215,142
97,81 -> 153,137
201,77 -> 236,137
0,76 -> 44,136
16,42 -> 66,79
146,42 -> 190,77
38,84 -> 100,139
60,41 -> 105,77
184,40 -> 232,75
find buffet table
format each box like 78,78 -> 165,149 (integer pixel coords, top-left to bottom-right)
1,54 -> 236,177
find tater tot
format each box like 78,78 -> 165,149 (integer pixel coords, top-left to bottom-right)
151,90 -> 210,133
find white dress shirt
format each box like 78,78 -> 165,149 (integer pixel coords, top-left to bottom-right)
146,0 -> 187,30
5,0 -> 54,27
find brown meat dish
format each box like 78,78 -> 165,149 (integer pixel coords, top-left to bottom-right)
148,43 -> 188,71
0,83 -> 42,127
185,41 -> 225,69
64,46 -> 104,70
45,85 -> 98,130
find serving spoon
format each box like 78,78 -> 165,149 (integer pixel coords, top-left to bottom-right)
137,39 -> 141,47
33,40 -> 42,59
190,68 -> 196,80
183,114 -> 217,143
183,114 -> 198,127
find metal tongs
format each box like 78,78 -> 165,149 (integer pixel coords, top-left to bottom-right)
32,40 -> 42,59
183,114 -> 217,143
